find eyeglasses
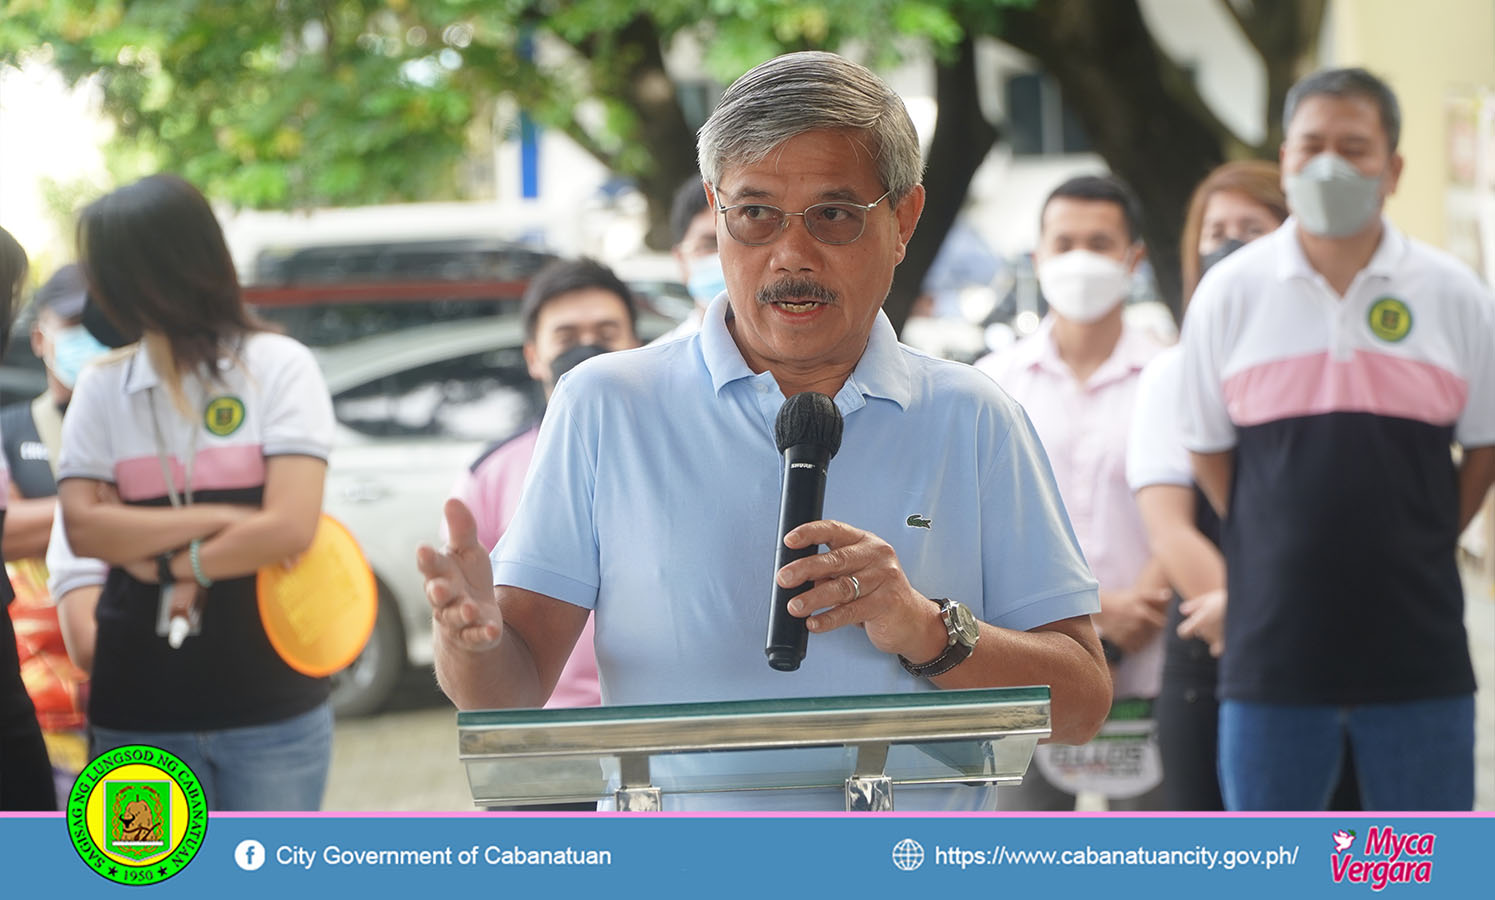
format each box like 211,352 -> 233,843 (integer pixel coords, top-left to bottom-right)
715,189 -> 893,246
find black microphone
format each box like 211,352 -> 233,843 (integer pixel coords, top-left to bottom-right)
765,391 -> 844,672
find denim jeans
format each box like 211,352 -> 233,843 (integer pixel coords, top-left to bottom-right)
91,702 -> 332,811
1218,695 -> 1474,811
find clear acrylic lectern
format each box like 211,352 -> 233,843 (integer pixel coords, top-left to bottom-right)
457,686 -> 1049,811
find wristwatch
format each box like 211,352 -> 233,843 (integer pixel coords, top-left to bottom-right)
899,597 -> 980,678
156,551 -> 176,586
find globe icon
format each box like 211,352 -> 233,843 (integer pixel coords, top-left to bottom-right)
891,838 -> 925,871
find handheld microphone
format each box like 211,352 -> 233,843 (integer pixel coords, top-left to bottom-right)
765,391 -> 844,672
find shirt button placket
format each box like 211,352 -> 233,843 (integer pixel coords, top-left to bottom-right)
1321,280 -> 1355,362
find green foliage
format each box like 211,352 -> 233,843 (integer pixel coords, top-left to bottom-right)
1,0 -> 1014,211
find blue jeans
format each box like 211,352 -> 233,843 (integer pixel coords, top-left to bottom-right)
1218,695 -> 1474,811
91,703 -> 332,811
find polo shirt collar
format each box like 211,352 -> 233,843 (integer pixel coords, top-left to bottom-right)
700,293 -> 757,393
1010,315 -> 1059,374
845,303 -> 912,410
1017,314 -> 1156,389
118,339 -> 239,395
1276,215 -> 1407,282
698,292 -> 912,410
121,343 -> 160,394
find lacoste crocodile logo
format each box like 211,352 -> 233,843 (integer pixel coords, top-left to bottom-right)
906,514 -> 932,529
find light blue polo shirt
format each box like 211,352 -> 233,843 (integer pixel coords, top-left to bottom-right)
491,294 -> 1098,809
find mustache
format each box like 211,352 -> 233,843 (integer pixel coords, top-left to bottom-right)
756,278 -> 838,306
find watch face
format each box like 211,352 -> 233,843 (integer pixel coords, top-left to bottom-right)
950,603 -> 980,646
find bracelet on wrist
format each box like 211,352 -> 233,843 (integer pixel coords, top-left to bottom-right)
188,538 -> 213,589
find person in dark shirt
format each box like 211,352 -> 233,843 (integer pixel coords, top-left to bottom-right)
0,224 -> 57,810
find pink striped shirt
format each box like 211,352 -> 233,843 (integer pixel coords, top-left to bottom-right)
976,318 -> 1165,698
449,424 -> 600,709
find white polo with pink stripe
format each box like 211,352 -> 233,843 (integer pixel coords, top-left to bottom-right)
53,330 -> 336,733
57,332 -> 334,500
1176,217 -> 1495,707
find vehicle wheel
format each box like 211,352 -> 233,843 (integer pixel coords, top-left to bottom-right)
329,592 -> 406,718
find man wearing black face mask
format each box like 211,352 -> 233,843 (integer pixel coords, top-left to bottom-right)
445,258 -> 640,711
1179,68 -> 1495,811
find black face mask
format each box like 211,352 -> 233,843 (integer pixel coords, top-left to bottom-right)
1199,238 -> 1248,278
548,343 -> 607,384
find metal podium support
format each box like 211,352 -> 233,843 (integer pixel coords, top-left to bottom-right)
846,742 -> 893,811
457,687 -> 1050,811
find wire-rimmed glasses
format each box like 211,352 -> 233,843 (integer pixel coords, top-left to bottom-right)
715,190 -> 893,246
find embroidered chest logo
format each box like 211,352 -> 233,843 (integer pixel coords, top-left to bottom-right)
906,514 -> 932,530
203,396 -> 246,437
1367,297 -> 1412,343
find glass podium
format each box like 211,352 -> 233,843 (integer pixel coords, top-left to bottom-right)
457,686 -> 1049,811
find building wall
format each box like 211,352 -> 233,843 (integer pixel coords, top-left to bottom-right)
1332,0 -> 1495,246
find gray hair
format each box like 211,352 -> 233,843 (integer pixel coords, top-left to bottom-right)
1284,67 -> 1402,153
697,51 -> 923,203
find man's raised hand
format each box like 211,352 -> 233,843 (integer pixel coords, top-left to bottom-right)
417,498 -> 504,652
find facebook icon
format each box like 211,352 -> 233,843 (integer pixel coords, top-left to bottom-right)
235,839 -> 266,871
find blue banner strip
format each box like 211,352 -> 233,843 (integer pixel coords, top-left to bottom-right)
3,813 -> 1490,898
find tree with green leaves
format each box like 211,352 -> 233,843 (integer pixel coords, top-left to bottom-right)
3,0 -> 1324,330
1,2 -> 940,233
992,0 -> 1327,318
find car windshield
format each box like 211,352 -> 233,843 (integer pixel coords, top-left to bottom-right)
254,295 -> 521,348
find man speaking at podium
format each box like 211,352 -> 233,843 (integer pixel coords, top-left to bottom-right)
419,51 -> 1110,810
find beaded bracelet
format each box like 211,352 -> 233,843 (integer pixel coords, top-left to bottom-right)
188,538 -> 213,589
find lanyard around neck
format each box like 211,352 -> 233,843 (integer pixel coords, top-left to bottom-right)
147,386 -> 200,508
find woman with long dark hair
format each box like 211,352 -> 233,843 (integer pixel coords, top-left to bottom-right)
55,175 -> 336,810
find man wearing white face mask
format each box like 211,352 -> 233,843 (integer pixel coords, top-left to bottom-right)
1180,68 -> 1495,810
652,174 -> 721,345
977,175 -> 1170,810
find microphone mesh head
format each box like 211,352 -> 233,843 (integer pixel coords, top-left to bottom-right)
774,391 -> 843,458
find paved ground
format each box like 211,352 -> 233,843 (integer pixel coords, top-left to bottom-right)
323,676 -> 474,812
323,564 -> 1495,812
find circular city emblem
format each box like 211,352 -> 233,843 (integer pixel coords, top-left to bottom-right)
67,745 -> 208,886
1367,297 -> 1412,343
204,395 -> 246,436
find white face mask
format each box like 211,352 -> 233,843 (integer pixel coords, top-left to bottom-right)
686,253 -> 727,306
46,324 -> 110,389
1036,249 -> 1132,324
1284,152 -> 1384,238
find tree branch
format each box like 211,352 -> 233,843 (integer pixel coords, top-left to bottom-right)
885,32 -> 999,332
996,0 -> 1233,315
1218,0 -> 1328,153
1218,0 -> 1266,59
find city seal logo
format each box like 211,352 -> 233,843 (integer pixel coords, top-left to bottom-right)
204,396 -> 246,437
67,745 -> 207,886
1367,297 -> 1412,343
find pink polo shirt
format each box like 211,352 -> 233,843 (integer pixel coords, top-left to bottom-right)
975,317 -> 1165,699
448,424 -> 600,709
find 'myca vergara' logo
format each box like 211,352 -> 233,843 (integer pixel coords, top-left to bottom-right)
1330,825 -> 1434,891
